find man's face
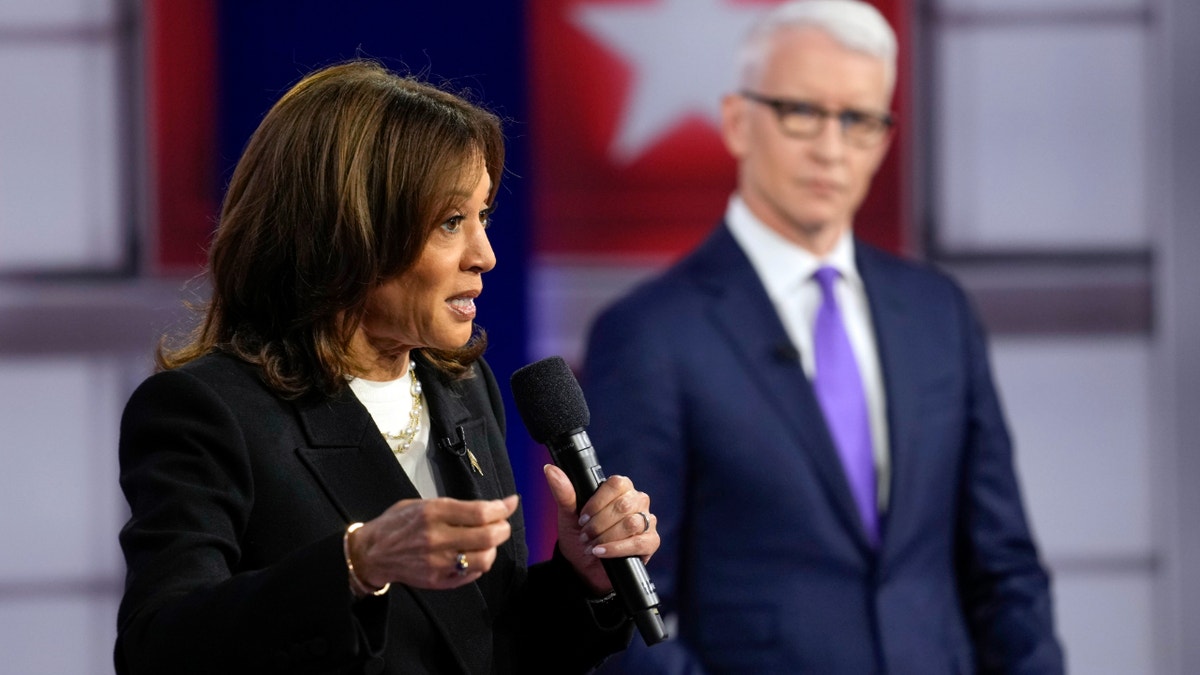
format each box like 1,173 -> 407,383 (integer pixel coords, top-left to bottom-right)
722,26 -> 892,254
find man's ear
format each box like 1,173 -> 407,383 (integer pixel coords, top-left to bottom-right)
719,93 -> 749,159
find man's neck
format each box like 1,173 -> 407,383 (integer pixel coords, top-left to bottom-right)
750,207 -> 849,258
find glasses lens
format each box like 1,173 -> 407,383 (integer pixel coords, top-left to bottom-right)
746,91 -> 892,146
842,113 -> 891,147
779,103 -> 823,138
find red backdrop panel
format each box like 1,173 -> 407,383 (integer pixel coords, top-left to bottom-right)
530,0 -> 911,259
147,0 -> 218,274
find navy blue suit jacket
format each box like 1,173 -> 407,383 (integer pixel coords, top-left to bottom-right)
583,225 -> 1063,674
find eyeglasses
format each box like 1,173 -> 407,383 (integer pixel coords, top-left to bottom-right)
739,91 -> 894,148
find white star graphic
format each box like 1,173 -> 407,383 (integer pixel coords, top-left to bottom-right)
573,0 -> 766,164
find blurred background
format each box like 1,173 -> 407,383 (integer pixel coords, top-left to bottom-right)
1,0 -> 1197,672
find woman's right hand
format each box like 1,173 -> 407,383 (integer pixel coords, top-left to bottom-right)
346,494 -> 520,592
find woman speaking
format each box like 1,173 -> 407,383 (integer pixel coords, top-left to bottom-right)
115,61 -> 659,675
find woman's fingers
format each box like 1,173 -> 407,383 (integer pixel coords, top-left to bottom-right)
544,464 -> 577,511
570,475 -> 659,564
578,476 -> 650,541
357,495 -> 520,589
430,494 -> 520,527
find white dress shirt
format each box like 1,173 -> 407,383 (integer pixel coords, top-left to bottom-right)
725,195 -> 891,510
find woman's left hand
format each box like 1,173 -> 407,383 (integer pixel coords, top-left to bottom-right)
543,464 -> 660,595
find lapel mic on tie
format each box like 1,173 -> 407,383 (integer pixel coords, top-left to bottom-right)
510,356 -> 668,646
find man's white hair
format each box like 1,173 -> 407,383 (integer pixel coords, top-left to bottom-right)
736,0 -> 898,94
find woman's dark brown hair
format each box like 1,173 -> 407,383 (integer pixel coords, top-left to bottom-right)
159,60 -> 505,397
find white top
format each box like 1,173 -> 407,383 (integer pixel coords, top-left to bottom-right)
348,369 -> 439,499
725,195 -> 891,510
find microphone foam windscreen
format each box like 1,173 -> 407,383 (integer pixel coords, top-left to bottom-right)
509,356 -> 590,444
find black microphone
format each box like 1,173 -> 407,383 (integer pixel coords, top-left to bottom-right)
510,356 -> 668,646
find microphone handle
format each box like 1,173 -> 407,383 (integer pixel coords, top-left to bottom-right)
547,430 -> 669,645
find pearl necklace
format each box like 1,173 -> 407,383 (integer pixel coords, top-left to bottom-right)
381,360 -> 423,454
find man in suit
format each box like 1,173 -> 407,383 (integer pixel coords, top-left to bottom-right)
582,1 -> 1064,672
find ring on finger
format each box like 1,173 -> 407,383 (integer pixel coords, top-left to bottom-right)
636,511 -> 651,534
455,552 -> 469,576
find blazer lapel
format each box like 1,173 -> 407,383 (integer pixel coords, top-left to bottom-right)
292,386 -> 418,521
857,243 -> 925,562
695,226 -> 877,551
410,358 -> 503,675
418,355 -> 498,502
293,372 -> 494,675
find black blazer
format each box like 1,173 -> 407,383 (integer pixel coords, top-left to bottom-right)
116,351 -> 630,675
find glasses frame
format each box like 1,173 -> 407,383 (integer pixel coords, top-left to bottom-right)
739,90 -> 895,148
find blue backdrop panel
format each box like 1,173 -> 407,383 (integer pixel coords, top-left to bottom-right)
215,0 -> 547,554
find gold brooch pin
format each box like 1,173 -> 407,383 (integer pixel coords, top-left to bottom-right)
467,448 -> 483,476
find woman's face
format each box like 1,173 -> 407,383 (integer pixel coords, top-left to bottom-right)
354,157 -> 496,377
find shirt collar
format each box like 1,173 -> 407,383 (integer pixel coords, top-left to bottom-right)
725,194 -> 861,299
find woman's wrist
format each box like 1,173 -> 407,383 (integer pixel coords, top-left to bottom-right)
585,590 -> 628,630
344,522 -> 390,597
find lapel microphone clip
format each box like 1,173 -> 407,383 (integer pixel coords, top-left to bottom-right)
438,425 -> 469,456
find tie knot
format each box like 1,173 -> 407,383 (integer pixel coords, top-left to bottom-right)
814,266 -> 840,296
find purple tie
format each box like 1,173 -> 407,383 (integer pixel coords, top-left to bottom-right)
812,266 -> 879,546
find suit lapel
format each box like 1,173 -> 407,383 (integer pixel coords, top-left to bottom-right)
695,226 -> 876,551
292,366 -> 494,675
419,355 -> 498,502
292,386 -> 418,521
857,243 -> 924,562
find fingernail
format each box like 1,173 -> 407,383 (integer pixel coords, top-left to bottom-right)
592,546 -> 607,556
579,532 -> 589,543
583,545 -> 593,556
578,513 -> 591,526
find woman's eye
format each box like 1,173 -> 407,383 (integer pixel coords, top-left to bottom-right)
479,208 -> 493,229
441,215 -> 464,234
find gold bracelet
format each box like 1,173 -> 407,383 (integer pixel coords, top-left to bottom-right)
344,522 -> 390,596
